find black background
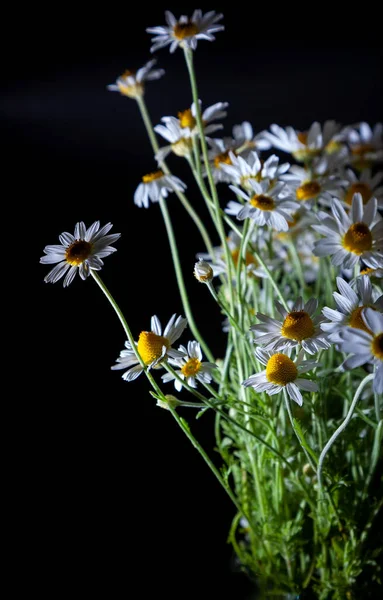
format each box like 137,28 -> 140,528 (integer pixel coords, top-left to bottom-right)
4,5 -> 382,598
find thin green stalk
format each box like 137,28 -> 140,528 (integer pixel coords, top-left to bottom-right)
283,389 -> 317,472
168,404 -> 249,521
317,373 -> 375,497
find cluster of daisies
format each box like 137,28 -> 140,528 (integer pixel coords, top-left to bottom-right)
41,10 -> 383,402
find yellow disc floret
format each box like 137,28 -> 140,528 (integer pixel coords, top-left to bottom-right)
342,223 -> 373,254
344,182 -> 371,206
178,108 -> 196,129
173,21 -> 199,39
250,194 -> 275,211
296,181 -> 321,201
266,353 -> 298,385
371,333 -> 383,360
137,331 -> 169,365
65,240 -> 93,266
281,311 -> 315,341
142,170 -> 164,183
348,306 -> 375,334
181,357 -> 202,378
214,151 -> 233,169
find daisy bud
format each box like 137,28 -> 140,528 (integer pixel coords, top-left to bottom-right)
156,395 -> 181,410
194,259 -> 213,283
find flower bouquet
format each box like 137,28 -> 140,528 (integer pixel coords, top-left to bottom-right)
40,10 -> 383,599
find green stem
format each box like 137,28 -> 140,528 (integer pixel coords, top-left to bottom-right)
283,388 -> 317,472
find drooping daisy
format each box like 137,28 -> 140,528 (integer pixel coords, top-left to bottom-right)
321,276 -> 383,342
338,308 -> 383,394
226,179 -> 299,231
313,194 -> 383,269
193,259 -> 214,283
250,297 -> 330,355
341,122 -> 383,168
40,221 -> 120,287
258,121 -> 342,162
107,60 -> 165,99
219,151 -> 290,191
177,100 -> 229,137
154,116 -> 193,162
111,314 -> 187,382
161,340 -> 218,391
339,168 -> 383,209
280,165 -> 346,205
243,348 -> 319,406
134,170 -> 186,208
147,10 -> 224,53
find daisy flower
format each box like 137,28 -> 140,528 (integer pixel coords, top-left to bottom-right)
219,151 -> 290,191
321,276 -> 383,342
243,348 -> 319,406
161,340 -> 218,391
313,194 -> 383,269
40,221 -> 120,287
154,116 -> 192,162
177,100 -> 229,137
193,259 -> 214,283
206,138 -> 244,183
147,10 -> 224,53
339,168 -> 383,209
134,169 -> 186,208
341,122 -> 383,168
226,179 -> 299,231
338,308 -> 383,394
107,60 -> 165,99
111,314 -> 187,382
258,120 -> 342,162
250,297 -> 330,355
280,165 -> 346,205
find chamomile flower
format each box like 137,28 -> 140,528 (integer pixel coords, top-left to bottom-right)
111,314 -> 187,382
227,179 -> 299,231
338,308 -> 383,394
40,221 -> 120,287
313,194 -> 383,269
339,168 -> 383,208
134,170 -> 186,208
107,60 -> 165,99
161,341 -> 218,391
243,348 -> 319,406
147,10 -> 224,53
280,165 -> 345,205
219,151 -> 290,191
259,121 -> 342,162
341,122 -> 383,168
206,138 -> 243,183
154,116 -> 192,162
194,259 -> 214,283
321,276 -> 383,342
250,297 -> 330,355
177,100 -> 229,137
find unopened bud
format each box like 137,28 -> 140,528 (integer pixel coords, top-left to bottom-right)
194,259 -> 214,283
156,394 -> 181,410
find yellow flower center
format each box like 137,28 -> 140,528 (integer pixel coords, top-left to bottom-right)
348,306 -> 375,334
121,69 -> 135,78
65,240 -> 92,266
178,108 -> 197,129
342,222 -> 373,254
142,170 -> 164,183
181,357 -> 201,377
117,71 -> 144,98
297,132 -> 308,145
250,194 -> 275,211
231,249 -> 257,267
266,353 -> 298,385
371,333 -> 383,360
173,21 -> 199,39
344,182 -> 371,206
325,140 -> 343,154
137,331 -> 169,365
351,143 -> 375,157
360,267 -> 376,276
281,311 -> 315,341
296,181 -> 321,201
213,151 -> 233,169
171,138 -> 192,157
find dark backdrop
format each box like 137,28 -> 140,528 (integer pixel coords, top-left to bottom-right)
4,5 -> 382,599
